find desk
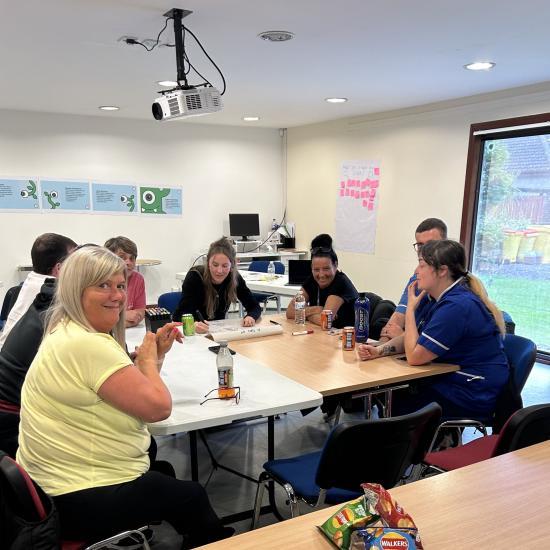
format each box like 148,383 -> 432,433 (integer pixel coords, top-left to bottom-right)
239,271 -> 301,297
125,327 -> 322,478
197,440 -> 550,548
174,271 -> 301,298
230,316 -> 458,397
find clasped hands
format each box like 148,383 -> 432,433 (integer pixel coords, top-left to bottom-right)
134,322 -> 183,367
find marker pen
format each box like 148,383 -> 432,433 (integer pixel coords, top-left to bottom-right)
292,330 -> 314,336
269,320 -> 281,326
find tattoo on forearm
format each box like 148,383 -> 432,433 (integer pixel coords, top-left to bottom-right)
379,345 -> 396,356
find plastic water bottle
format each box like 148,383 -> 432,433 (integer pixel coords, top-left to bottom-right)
294,290 -> 306,325
354,292 -> 370,343
217,341 -> 235,398
267,261 -> 275,275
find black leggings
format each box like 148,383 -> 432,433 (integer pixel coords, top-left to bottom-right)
53,470 -> 226,548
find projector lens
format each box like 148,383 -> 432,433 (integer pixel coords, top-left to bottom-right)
152,102 -> 163,120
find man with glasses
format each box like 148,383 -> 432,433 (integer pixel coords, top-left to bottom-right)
378,218 -> 447,343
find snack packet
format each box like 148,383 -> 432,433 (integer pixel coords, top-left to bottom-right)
350,527 -> 420,550
318,496 -> 378,548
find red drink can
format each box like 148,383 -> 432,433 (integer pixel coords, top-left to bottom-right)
321,309 -> 333,330
343,326 -> 356,350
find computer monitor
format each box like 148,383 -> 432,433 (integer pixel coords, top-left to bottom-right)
229,213 -> 260,241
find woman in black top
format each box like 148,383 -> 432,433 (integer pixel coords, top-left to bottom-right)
173,237 -> 261,333
286,234 -> 358,328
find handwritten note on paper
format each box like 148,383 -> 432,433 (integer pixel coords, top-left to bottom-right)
335,160 -> 380,254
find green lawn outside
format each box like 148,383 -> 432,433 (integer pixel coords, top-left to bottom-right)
479,274 -> 550,353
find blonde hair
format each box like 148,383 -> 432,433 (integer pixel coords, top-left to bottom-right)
45,246 -> 127,347
421,239 -> 505,335
199,237 -> 238,319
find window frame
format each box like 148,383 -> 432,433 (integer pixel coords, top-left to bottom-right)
460,111 -> 550,363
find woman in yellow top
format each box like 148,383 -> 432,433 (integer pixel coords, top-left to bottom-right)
17,246 -> 232,548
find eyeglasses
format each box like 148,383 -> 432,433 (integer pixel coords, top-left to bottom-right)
412,242 -> 424,253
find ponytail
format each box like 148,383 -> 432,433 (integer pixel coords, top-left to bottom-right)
464,273 -> 505,336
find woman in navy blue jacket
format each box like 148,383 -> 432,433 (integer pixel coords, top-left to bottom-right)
358,239 -> 508,418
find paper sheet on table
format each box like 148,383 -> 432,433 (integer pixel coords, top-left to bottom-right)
210,323 -> 283,342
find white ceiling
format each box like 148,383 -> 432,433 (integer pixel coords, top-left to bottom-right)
2,0 -> 550,128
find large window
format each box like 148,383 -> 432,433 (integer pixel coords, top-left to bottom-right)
461,114 -> 550,359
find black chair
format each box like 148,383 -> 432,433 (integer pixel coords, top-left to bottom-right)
247,260 -> 285,314
0,451 -> 150,549
423,403 -> 550,473
363,292 -> 396,341
251,402 -> 442,528
158,291 -> 182,317
429,333 -> 537,450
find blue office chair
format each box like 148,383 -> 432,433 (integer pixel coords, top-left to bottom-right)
429,333 -> 537,450
251,403 -> 442,528
247,261 -> 285,314
158,292 -> 182,316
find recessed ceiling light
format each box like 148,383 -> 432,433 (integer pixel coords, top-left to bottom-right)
325,97 -> 348,103
98,105 -> 120,111
157,80 -> 178,87
258,30 -> 294,42
464,61 -> 495,71
243,116 -> 260,122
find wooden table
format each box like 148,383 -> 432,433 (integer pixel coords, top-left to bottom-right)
230,315 -> 458,397
197,440 -> 550,548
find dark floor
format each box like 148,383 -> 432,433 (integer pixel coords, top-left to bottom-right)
148,361 -> 550,548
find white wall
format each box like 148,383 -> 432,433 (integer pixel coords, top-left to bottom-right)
0,110 -> 283,301
286,84 -> 550,303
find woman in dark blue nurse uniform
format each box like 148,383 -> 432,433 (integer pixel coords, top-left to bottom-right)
358,239 -> 508,418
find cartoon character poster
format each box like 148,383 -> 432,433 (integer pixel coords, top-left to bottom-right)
41,180 -> 90,211
139,187 -> 182,215
92,183 -> 137,214
0,178 -> 40,210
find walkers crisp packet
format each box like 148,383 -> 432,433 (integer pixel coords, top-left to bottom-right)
318,484 -> 423,550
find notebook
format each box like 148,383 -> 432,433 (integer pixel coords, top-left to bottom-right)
286,259 -> 311,285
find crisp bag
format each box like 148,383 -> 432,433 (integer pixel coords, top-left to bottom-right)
318,484 -> 423,550
350,483 -> 423,550
317,495 -> 378,549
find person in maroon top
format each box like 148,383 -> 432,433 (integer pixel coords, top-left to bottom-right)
104,236 -> 146,327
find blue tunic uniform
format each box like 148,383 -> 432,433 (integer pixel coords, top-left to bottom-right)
411,280 -> 509,417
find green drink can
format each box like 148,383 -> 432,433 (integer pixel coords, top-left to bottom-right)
181,314 -> 196,336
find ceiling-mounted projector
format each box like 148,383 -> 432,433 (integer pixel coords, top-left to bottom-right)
152,86 -> 222,121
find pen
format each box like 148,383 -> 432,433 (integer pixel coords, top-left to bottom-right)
269,320 -> 281,325
292,330 -> 314,336
195,310 -> 206,323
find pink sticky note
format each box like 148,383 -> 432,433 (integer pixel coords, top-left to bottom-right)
346,179 -> 353,187
369,179 -> 380,189
368,202 -> 374,210
374,167 -> 380,175
340,189 -> 345,197
370,189 -> 376,198
362,199 -> 368,207
345,189 -> 350,196
361,191 -> 367,198
340,181 -> 346,188
355,190 -> 360,198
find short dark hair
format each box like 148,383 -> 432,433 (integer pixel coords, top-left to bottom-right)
31,233 -> 77,275
415,218 -> 447,238
104,236 -> 138,258
310,233 -> 338,265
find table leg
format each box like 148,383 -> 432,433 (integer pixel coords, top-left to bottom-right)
189,431 -> 199,481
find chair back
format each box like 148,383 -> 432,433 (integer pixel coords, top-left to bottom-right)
158,292 -> 182,316
493,334 -> 537,432
503,334 -> 537,393
248,261 -> 285,274
494,404 -> 550,456
0,451 -> 59,548
315,402 -> 442,491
